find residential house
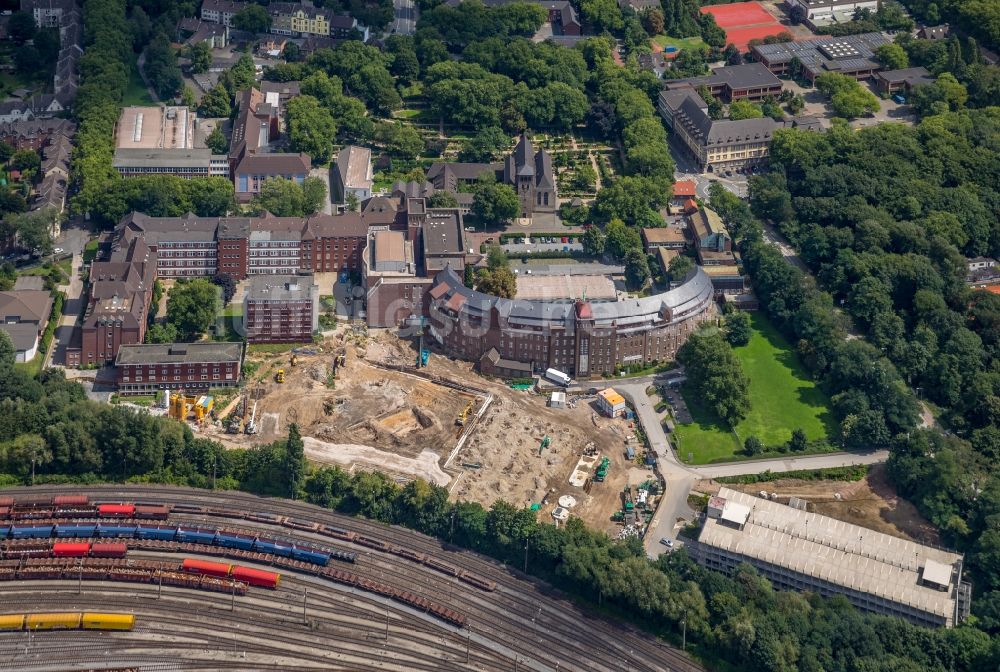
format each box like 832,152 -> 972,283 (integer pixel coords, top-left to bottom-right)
537,1 -> 580,36
688,207 -> 731,252
178,18 -> 229,48
917,24 -> 950,41
0,289 -> 53,362
0,119 -> 75,151
200,0 -> 248,27
332,145 -> 373,206
268,1 -> 361,39
233,153 -> 311,202
967,257 -> 1000,285
671,180 -> 696,209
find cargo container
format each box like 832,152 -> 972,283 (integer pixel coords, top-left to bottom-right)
181,558 -> 233,578
81,613 -> 134,631
231,565 -> 280,589
52,542 -> 91,557
26,613 -> 82,630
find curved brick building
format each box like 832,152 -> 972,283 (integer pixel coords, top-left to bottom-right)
427,266 -> 717,379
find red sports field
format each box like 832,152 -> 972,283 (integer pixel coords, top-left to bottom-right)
700,1 -> 786,51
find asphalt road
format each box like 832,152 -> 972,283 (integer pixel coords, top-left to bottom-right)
391,0 -> 417,35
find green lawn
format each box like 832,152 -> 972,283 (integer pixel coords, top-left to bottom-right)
83,240 -> 99,264
123,55 -> 155,106
651,34 -> 706,52
672,312 -> 837,464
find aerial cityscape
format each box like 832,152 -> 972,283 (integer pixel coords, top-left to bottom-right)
0,0 -> 997,669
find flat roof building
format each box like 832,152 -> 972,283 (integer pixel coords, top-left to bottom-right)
243,274 -> 319,343
597,388 -> 626,417
688,488 -> 972,628
664,63 -> 782,103
115,342 -> 243,395
514,274 -> 617,302
875,67 -> 934,94
115,106 -> 196,150
750,32 -> 890,83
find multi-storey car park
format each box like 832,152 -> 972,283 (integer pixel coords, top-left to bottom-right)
427,265 -> 716,379
686,488 -> 972,629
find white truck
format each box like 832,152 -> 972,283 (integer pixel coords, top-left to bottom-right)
544,368 -> 571,387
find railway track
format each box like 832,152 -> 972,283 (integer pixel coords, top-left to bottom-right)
0,485 -> 705,672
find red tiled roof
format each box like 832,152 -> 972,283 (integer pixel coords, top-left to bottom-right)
673,181 -> 696,198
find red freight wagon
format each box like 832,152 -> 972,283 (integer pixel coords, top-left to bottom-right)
0,497 -> 13,507
53,495 -> 88,506
98,504 -> 135,518
231,566 -> 280,589
135,505 -> 170,520
53,542 -> 91,557
182,558 -> 233,578
90,543 -> 127,558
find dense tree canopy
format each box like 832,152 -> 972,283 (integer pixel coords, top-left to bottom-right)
747,107 -> 1000,599
677,327 -> 751,426
250,177 -> 327,217
165,279 -> 219,341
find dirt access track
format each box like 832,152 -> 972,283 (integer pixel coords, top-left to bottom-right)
210,329 -> 641,532
695,465 -> 941,545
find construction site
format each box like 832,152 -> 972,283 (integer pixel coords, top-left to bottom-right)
196,327 -> 654,536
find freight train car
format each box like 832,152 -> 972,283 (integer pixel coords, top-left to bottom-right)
0,612 -> 135,632
81,613 -> 135,630
182,558 -> 281,590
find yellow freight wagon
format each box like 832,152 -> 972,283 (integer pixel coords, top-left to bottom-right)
0,614 -> 25,630
82,613 -> 135,631
26,613 -> 82,630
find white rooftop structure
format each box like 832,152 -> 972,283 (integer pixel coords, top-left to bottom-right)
694,488 -> 968,627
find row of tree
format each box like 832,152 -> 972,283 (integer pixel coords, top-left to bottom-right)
0,353 -> 995,672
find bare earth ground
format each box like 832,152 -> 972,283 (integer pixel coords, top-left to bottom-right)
206,328 -> 640,532
695,464 -> 940,545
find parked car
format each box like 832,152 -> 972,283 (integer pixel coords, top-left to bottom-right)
659,537 -> 674,548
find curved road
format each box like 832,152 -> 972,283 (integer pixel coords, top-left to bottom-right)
615,377 -> 888,558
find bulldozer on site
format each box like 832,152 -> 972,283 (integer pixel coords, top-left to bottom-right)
275,369 -> 285,384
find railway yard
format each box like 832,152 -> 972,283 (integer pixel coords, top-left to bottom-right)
212,330 -> 641,533
0,484 -> 702,672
